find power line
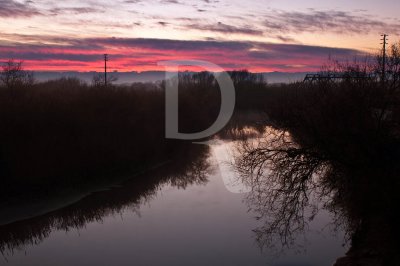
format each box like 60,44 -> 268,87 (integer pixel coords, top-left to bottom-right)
381,34 -> 388,82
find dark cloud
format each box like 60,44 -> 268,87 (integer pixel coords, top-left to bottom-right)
185,22 -> 263,36
88,37 -> 253,51
124,0 -> 142,3
1,35 -> 363,58
61,19 -> 140,29
0,36 -> 366,71
264,10 -> 400,35
159,0 -> 181,4
1,51 -> 114,62
274,35 -> 297,43
248,43 -> 361,60
0,33 -> 104,50
0,0 -> 41,17
157,21 -> 169,26
49,7 -> 102,15
202,0 -> 219,3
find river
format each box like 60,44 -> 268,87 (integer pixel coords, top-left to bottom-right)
0,140 -> 346,266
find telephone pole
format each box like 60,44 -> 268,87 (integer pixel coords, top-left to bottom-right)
104,54 -> 108,87
381,34 -> 388,82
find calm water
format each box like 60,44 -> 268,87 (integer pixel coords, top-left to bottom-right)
0,141 -> 346,266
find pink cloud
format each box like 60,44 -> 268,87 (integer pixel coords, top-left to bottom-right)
0,36 -> 365,72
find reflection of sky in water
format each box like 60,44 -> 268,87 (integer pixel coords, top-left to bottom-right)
211,140 -> 251,194
1,142 -> 346,266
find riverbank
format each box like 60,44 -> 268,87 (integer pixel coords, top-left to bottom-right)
0,70 -> 269,199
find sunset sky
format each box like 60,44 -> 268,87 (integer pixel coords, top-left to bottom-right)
1,0 -> 399,72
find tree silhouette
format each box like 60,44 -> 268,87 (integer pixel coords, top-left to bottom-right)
0,60 -> 34,89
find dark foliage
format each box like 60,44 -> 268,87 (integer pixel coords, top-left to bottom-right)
236,45 -> 400,265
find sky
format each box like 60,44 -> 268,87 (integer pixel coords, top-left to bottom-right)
0,0 -> 400,72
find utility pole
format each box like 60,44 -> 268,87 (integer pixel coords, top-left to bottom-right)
381,34 -> 388,82
104,54 -> 108,87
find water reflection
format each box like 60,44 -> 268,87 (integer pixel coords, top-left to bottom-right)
0,138 -> 346,266
235,128 -> 332,249
0,145 -> 210,256
234,125 -> 400,265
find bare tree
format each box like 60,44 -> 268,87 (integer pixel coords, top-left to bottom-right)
235,130 -> 329,249
0,60 -> 34,89
91,73 -> 118,87
386,42 -> 400,90
234,48 -> 400,264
